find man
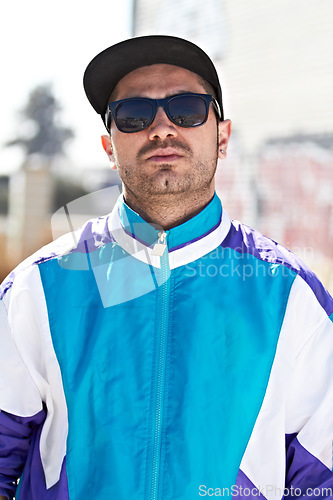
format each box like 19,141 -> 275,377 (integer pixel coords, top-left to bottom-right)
0,35 -> 333,500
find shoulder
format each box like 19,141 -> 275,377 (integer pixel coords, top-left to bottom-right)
223,218 -> 333,317
0,214 -> 112,301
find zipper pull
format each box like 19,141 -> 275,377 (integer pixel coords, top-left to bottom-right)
152,231 -> 167,257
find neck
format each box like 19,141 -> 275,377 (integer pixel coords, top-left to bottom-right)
122,185 -> 216,230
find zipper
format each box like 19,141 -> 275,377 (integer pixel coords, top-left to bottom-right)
152,231 -> 167,257
150,231 -> 170,500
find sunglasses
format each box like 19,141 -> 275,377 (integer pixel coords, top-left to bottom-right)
105,93 -> 222,133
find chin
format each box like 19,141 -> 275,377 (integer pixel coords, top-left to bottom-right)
150,179 -> 191,195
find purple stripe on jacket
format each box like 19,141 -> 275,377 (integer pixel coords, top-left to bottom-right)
286,434 -> 333,498
0,410 -> 69,500
234,468 -> 268,499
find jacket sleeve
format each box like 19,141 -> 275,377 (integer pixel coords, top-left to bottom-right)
0,264 -> 68,496
0,290 -> 45,499
238,274 -> 333,499
284,284 -> 333,497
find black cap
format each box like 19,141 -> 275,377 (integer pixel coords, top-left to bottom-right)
83,35 -> 224,127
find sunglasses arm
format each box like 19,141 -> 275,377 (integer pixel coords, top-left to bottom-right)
212,98 -> 223,121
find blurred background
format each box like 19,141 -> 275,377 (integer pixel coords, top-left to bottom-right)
1,0 -> 332,291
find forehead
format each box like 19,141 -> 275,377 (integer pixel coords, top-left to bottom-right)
112,63 -> 206,100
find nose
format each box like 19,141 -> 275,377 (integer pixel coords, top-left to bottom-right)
148,106 -> 178,141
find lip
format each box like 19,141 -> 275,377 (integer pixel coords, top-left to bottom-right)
146,148 -> 184,162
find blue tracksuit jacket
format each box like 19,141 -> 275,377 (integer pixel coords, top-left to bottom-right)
0,193 -> 333,499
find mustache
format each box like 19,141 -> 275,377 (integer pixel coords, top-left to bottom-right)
138,139 -> 192,158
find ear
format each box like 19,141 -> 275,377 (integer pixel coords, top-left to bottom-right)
217,119 -> 232,160
101,135 -> 117,170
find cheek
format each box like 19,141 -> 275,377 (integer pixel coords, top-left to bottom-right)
111,132 -> 143,164
111,136 -> 130,164
189,126 -> 218,155
205,122 -> 219,153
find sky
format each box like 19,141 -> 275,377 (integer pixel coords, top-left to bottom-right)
0,0 -> 133,173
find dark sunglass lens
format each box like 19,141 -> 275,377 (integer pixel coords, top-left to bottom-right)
116,100 -> 153,132
168,95 -> 207,127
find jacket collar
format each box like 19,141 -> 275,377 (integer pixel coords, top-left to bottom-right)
108,193 -> 231,269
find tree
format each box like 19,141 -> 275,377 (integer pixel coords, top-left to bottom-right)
6,84 -> 74,161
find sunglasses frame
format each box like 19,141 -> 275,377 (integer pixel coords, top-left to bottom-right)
105,93 -> 222,133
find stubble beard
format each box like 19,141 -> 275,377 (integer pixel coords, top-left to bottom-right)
114,136 -> 219,201
118,157 -> 218,203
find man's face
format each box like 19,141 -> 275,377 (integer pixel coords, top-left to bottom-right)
105,64 -> 230,201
